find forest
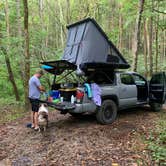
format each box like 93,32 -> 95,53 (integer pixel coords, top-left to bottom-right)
0,0 -> 166,165
0,0 -> 165,104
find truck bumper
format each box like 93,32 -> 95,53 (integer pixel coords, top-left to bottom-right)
38,100 -> 97,114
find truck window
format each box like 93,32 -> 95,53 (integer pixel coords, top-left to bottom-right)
132,74 -> 146,86
120,74 -> 135,85
87,71 -> 114,84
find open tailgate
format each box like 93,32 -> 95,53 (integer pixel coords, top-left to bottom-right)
38,99 -> 75,112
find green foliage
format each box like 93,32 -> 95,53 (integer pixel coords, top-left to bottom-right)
146,113 -> 166,164
0,0 -> 165,104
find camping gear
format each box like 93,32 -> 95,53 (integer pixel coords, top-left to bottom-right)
49,90 -> 60,99
60,97 -> 64,102
53,99 -> 60,103
91,83 -> 102,106
62,18 -> 130,73
48,97 -> 53,102
41,60 -> 77,75
39,18 -> 130,111
71,95 -> 75,104
41,65 -> 53,69
76,89 -> 84,103
41,18 -> 130,76
84,83 -> 92,98
59,88 -> 76,101
61,83 -> 74,89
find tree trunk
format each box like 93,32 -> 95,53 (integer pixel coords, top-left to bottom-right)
118,6 -> 123,52
58,0 -> 64,46
148,0 -> 154,77
66,0 -> 70,24
23,0 -> 30,110
143,19 -> 148,78
38,0 -> 46,60
16,0 -> 22,38
161,15 -> 165,63
132,0 -> 145,72
4,0 -> 20,101
16,0 -> 25,82
155,2 -> 159,73
163,30 -> 166,60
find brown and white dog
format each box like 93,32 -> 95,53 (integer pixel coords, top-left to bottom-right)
38,104 -> 48,132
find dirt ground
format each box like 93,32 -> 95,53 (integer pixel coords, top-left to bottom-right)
0,105 -> 166,166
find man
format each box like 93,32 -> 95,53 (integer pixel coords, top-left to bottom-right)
29,69 -> 45,130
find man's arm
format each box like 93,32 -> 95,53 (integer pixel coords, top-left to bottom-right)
38,85 -> 45,92
34,78 -> 45,92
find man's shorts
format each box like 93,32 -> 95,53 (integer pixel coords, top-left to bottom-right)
29,98 -> 40,112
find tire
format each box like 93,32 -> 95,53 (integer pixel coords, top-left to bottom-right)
96,100 -> 117,125
150,102 -> 162,112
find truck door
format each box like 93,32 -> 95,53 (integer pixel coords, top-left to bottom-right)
119,73 -> 137,108
149,72 -> 166,104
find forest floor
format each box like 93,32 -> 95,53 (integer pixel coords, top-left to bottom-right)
0,104 -> 166,166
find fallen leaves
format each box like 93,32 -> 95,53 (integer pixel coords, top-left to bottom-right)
0,106 -> 165,165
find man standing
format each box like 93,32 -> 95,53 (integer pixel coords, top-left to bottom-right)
29,70 -> 45,130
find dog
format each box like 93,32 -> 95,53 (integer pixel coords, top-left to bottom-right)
38,103 -> 49,132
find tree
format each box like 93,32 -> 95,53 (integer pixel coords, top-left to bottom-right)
148,0 -> 154,77
0,0 -> 165,103
23,0 -> 30,109
155,1 -> 159,72
132,0 -> 145,72
143,19 -> 148,78
4,0 -> 20,101
16,0 -> 25,81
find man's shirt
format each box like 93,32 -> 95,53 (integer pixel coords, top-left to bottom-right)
29,75 -> 41,99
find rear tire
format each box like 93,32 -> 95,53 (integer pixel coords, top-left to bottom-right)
96,100 -> 117,125
150,102 -> 162,112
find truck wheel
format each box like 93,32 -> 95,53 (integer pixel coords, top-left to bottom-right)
96,100 -> 117,125
150,103 -> 162,112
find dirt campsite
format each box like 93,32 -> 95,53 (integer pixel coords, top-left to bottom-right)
0,104 -> 166,165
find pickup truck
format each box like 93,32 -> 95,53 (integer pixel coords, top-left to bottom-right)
40,18 -> 166,124
40,69 -> 166,125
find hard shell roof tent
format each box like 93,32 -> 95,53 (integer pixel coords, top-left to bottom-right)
42,18 -> 130,75
62,17 -> 130,74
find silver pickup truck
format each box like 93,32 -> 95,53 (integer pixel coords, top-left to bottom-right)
42,70 -> 166,125
40,18 -> 166,124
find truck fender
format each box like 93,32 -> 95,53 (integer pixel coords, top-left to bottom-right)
101,95 -> 119,106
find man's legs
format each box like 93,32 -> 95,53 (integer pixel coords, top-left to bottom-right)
34,112 -> 39,129
31,111 -> 35,128
31,111 -> 34,127
30,98 -> 39,129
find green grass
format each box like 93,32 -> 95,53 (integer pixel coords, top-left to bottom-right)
0,106 -> 26,124
146,110 -> 166,165
0,98 -> 26,124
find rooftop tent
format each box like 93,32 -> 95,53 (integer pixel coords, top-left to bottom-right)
62,18 -> 130,72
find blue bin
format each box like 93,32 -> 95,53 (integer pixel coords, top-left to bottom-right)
49,90 -> 60,99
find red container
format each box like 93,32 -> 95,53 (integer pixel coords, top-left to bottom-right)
76,90 -> 84,103
48,97 -> 53,102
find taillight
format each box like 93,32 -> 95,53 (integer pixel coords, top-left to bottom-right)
76,90 -> 84,103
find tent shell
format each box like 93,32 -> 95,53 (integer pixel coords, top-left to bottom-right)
42,18 -> 130,75
62,17 -> 130,71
